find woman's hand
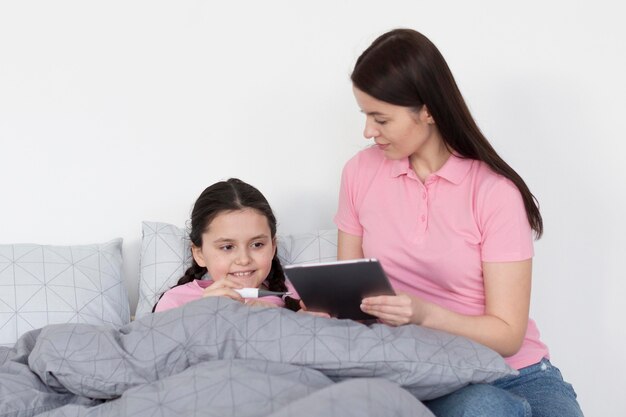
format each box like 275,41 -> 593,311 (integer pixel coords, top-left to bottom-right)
297,300 -> 331,318
363,261 -> 532,356
360,292 -> 432,326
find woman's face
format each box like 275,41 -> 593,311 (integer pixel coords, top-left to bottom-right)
192,208 -> 276,289
353,87 -> 441,160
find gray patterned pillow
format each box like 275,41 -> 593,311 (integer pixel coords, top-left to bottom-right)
135,221 -> 339,318
0,238 -> 129,347
277,229 -> 337,265
135,221 -> 192,318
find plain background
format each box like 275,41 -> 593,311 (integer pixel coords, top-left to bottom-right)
1,1 -> 624,415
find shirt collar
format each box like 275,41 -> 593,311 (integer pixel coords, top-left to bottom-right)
434,154 -> 473,184
389,158 -> 411,178
389,153 -> 473,185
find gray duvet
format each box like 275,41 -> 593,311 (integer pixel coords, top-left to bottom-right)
0,297 -> 515,417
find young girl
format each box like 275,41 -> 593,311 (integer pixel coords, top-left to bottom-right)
153,178 -> 300,313
336,29 -> 583,416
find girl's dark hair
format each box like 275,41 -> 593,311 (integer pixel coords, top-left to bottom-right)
152,178 -> 300,312
351,29 -> 543,238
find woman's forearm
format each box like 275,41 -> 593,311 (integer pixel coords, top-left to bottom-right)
420,301 -> 527,357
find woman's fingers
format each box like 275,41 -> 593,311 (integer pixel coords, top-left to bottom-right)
298,300 -> 332,318
297,310 -> 331,318
360,294 -> 415,325
362,295 -> 400,305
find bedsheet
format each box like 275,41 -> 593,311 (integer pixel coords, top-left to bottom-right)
1,297 -> 515,417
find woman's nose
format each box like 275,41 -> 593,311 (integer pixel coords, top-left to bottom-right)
363,120 -> 379,140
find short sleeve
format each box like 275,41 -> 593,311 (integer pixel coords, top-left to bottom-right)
479,178 -> 534,262
154,282 -> 202,313
153,290 -> 181,313
334,156 -> 364,236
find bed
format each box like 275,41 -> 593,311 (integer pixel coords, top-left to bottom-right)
0,222 -> 515,417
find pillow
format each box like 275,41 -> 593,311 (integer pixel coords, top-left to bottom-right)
0,238 -> 129,347
135,221 -> 338,318
277,229 -> 338,265
135,221 -> 192,318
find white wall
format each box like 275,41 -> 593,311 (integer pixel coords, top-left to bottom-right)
1,1 -> 624,415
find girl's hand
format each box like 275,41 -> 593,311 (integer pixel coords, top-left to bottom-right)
360,292 -> 431,326
201,279 -> 245,302
244,298 -> 278,308
201,280 -> 282,308
297,300 -> 331,318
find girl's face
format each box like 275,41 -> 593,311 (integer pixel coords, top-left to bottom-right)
353,87 -> 441,160
192,208 -> 276,289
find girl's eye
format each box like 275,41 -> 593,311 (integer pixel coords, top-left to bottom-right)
374,119 -> 387,125
251,242 -> 265,249
220,244 -> 234,251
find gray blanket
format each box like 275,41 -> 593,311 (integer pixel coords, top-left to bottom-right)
0,297 -> 515,417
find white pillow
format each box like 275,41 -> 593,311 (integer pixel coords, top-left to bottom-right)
0,238 -> 129,347
135,221 -> 338,318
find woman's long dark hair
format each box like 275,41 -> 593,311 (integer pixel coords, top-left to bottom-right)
153,178 -> 300,312
352,29 -> 543,238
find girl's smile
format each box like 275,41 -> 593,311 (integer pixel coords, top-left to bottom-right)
191,208 -> 276,289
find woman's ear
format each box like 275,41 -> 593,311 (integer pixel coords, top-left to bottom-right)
191,245 -> 207,267
422,105 -> 435,125
272,237 -> 277,257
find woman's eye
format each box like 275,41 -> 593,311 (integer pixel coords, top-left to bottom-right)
374,119 -> 387,125
220,244 -> 234,251
251,242 -> 265,249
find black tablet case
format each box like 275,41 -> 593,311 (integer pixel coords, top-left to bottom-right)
284,259 -> 395,320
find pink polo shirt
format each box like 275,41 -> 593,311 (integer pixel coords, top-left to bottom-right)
154,279 -> 292,313
334,146 -> 549,370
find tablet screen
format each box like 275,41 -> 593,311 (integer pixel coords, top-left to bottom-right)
284,258 -> 395,320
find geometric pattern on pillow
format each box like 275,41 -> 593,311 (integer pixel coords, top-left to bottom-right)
277,229 -> 338,265
0,238 -> 129,347
135,221 -> 192,318
135,222 -> 338,319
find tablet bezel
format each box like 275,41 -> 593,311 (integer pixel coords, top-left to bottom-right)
284,258 -> 395,320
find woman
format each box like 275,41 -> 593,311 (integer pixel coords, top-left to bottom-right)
335,28 -> 583,417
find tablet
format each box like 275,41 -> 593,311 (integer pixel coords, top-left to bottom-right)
284,258 -> 395,320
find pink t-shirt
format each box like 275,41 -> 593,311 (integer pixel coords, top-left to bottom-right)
154,279 -> 293,313
334,146 -> 549,370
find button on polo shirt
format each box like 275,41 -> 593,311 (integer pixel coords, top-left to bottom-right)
383,149 -> 476,245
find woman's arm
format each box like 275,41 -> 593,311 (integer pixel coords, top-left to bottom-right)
337,230 -> 364,260
338,229 -> 531,356
361,259 -> 531,357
